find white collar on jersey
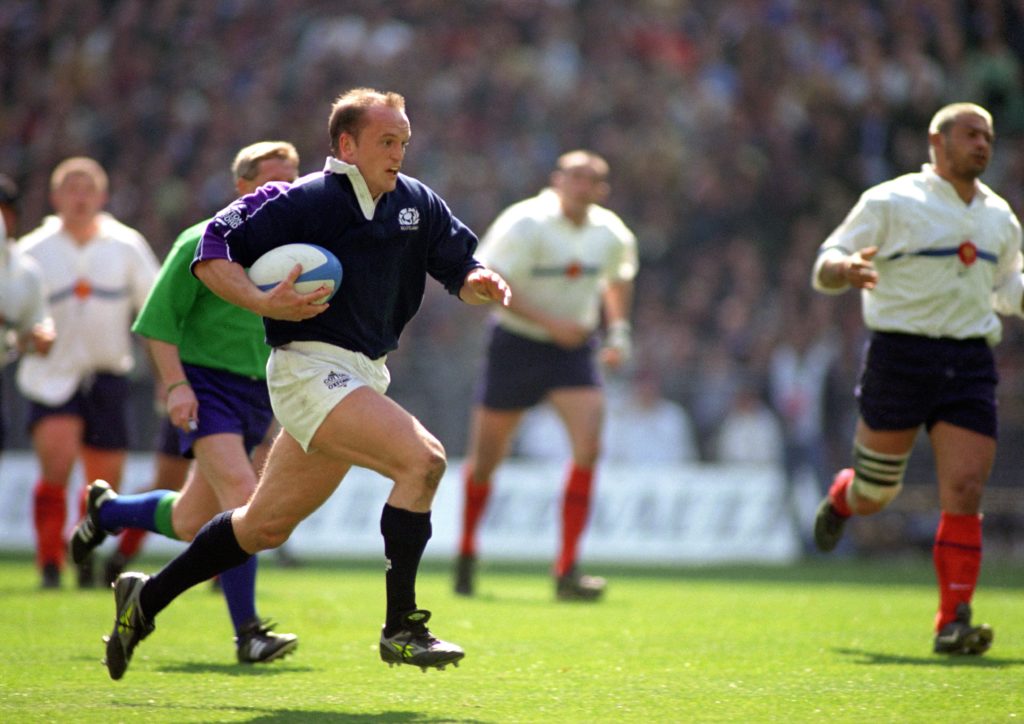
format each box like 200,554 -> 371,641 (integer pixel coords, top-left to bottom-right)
324,157 -> 378,220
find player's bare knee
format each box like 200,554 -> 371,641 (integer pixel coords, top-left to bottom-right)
418,445 -> 447,493
943,475 -> 985,511
850,442 -> 909,511
246,519 -> 293,551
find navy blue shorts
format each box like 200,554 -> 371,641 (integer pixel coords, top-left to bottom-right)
856,331 -> 998,439
27,373 -> 131,450
176,364 -> 273,458
476,326 -> 601,410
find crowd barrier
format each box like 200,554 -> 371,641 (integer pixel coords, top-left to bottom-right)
0,452 -> 802,564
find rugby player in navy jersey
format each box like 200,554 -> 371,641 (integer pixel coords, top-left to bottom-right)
100,87 -> 509,679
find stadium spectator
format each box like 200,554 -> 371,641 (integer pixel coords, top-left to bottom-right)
810,102 -> 1020,656
99,87 -> 510,680
454,150 -> 637,601
602,369 -> 699,464
768,302 -> 839,549
16,157 -> 158,589
71,141 -> 301,665
714,381 -> 784,466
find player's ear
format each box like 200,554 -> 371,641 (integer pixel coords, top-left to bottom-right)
338,131 -> 356,160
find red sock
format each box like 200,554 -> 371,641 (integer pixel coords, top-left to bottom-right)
933,511 -> 982,631
459,470 -> 491,557
828,468 -> 854,517
116,528 -> 148,559
33,481 -> 67,568
555,465 -> 594,578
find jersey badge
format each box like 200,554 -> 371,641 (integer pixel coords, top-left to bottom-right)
398,207 -> 420,231
957,240 -> 977,267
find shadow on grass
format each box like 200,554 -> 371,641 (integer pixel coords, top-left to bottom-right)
834,647 -> 1024,668
111,701 -> 487,723
157,661 -> 316,676
2,551 -> 1022,591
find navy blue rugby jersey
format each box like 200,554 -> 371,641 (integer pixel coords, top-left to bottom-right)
194,165 -> 482,359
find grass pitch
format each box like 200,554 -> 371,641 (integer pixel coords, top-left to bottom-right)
0,552 -> 1021,722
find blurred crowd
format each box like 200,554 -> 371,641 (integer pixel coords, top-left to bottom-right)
5,0 -> 1024,489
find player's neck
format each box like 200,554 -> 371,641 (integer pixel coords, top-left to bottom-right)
61,216 -> 100,244
935,166 -> 979,205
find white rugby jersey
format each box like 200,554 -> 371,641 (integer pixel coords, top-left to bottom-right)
479,188 -> 638,341
16,213 -> 158,405
812,164 -> 1024,345
0,216 -> 49,365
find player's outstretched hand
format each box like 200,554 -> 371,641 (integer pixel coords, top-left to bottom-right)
262,263 -> 331,321
463,268 -> 511,306
845,246 -> 879,289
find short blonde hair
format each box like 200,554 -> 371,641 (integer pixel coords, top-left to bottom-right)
50,157 -> 108,193
928,102 -> 993,135
232,141 -> 300,182
556,149 -> 610,179
927,103 -> 993,164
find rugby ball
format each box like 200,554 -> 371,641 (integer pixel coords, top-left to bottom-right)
247,243 -> 342,304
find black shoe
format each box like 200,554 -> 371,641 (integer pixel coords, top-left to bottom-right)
556,567 -> 606,601
453,554 -> 475,596
40,563 -> 61,589
934,603 -> 993,655
379,609 -> 464,671
103,553 -> 128,588
77,557 -> 96,589
813,497 -> 848,553
103,572 -> 155,680
69,480 -> 117,565
236,618 -> 298,664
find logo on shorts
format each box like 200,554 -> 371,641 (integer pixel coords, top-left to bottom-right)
398,207 -> 420,230
323,370 -> 351,390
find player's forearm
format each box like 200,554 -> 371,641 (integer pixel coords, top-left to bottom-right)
811,249 -> 852,293
193,258 -> 267,315
602,280 -> 633,326
145,338 -> 188,390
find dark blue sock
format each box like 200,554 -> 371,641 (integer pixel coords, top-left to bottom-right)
219,555 -> 258,634
139,510 -> 249,620
98,490 -> 176,533
380,504 -> 431,635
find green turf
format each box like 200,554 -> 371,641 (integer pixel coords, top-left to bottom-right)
1,553 -> 1021,722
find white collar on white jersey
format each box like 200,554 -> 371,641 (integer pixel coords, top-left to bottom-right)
921,163 -> 989,206
324,157 -> 378,220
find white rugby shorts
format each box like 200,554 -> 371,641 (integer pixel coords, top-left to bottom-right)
266,340 -> 390,451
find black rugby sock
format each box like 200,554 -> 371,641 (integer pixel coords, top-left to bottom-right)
140,510 -> 250,620
380,503 -> 432,635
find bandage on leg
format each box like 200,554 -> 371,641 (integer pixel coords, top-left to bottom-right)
849,442 -> 909,507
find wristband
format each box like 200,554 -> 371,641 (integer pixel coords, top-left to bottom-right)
166,379 -> 191,394
604,320 -> 632,358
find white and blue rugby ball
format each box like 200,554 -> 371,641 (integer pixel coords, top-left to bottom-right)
247,243 -> 342,304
